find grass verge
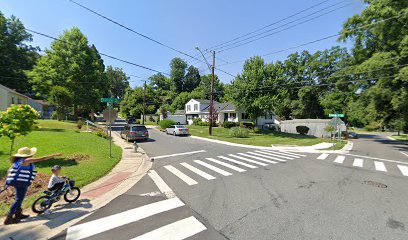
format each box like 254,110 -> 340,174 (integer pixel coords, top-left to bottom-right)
0,120 -> 122,216
390,134 -> 408,141
188,125 -> 341,147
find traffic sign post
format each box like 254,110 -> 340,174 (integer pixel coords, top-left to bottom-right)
329,113 -> 344,141
102,98 -> 119,158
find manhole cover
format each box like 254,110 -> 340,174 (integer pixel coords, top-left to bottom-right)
363,180 -> 387,188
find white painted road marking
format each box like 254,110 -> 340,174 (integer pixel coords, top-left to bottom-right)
344,153 -> 408,165
276,151 -> 306,157
152,150 -> 206,159
400,151 -> 408,158
217,156 -> 258,169
334,156 -> 345,164
194,160 -> 232,176
180,162 -> 216,180
317,154 -> 329,160
164,165 -> 198,185
255,150 -> 294,159
66,198 -> 184,240
397,165 -> 408,176
353,158 -> 364,167
130,216 -> 206,240
237,153 -> 278,164
148,170 -> 173,195
247,151 -> 286,162
206,158 -> 246,172
228,154 -> 268,166
374,161 -> 387,172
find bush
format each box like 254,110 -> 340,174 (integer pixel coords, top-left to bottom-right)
77,120 -> 85,129
197,121 -> 210,126
296,125 -> 309,135
223,121 -> 238,128
253,127 -> 262,134
159,119 -> 177,129
240,122 -> 254,129
192,118 -> 202,126
364,122 -> 381,131
229,127 -> 249,138
93,128 -> 108,139
51,111 -> 58,120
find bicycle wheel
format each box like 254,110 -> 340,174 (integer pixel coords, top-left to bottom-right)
32,196 -> 52,214
64,187 -> 81,203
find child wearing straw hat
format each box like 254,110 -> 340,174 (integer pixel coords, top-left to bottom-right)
4,147 -> 62,225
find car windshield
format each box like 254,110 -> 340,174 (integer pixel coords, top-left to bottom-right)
131,126 -> 147,131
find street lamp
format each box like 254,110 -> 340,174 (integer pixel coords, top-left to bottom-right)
195,47 -> 215,136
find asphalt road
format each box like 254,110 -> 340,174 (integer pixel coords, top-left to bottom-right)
59,123 -> 408,240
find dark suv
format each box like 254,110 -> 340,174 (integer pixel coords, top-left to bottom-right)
120,124 -> 149,141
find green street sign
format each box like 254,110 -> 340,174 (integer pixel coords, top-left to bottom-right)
101,98 -> 120,103
107,102 -> 113,107
329,113 -> 345,117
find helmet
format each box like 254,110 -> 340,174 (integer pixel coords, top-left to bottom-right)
51,165 -> 61,171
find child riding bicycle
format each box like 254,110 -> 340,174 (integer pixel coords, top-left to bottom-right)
47,165 -> 74,198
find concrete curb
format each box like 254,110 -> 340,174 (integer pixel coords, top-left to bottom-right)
0,131 -> 152,240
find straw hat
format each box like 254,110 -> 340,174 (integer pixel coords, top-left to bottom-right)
14,147 -> 37,158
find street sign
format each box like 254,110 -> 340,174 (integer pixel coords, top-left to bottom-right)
102,108 -> 118,124
329,113 -> 344,117
101,98 -> 120,103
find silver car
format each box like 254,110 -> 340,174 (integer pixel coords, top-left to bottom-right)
166,125 -> 189,136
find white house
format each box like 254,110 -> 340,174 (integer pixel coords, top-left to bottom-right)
0,84 -> 29,111
184,99 -> 278,128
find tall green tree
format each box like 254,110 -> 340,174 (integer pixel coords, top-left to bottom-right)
49,86 -> 73,120
183,66 -> 201,92
0,11 -> 39,93
28,27 -> 107,117
170,57 -> 188,93
105,66 -> 130,99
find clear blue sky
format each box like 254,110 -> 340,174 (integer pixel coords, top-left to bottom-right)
1,0 -> 365,87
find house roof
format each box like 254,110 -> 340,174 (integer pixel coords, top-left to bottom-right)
174,110 -> 185,115
0,84 -> 29,99
33,99 -> 51,106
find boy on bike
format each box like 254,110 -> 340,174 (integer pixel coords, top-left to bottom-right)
48,165 -> 73,196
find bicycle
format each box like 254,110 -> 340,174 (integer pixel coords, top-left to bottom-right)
32,179 -> 81,214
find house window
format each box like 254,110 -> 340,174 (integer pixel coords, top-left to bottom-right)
242,113 -> 249,119
17,98 -> 22,104
11,97 -> 15,104
187,105 -> 191,111
194,104 -> 198,111
224,113 -> 228,120
230,113 -> 236,119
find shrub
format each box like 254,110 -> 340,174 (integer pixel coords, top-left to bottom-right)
51,111 -> 58,120
197,121 -> 210,126
93,128 -> 108,139
77,120 -> 84,129
253,127 -> 262,134
364,122 -> 381,131
229,127 -> 249,138
159,119 -> 177,129
223,121 -> 238,128
240,122 -> 254,129
296,125 -> 309,135
192,118 -> 202,126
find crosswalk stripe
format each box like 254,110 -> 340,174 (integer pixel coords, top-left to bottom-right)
180,162 -> 216,180
148,170 -> 173,194
374,161 -> 387,172
194,160 -> 232,176
353,158 -> 364,167
317,153 -> 329,160
262,149 -> 306,157
217,156 -> 258,169
255,150 -> 294,159
237,153 -> 278,164
228,154 -> 268,166
206,158 -> 246,172
397,165 -> 408,176
247,152 -> 287,162
130,216 -> 206,240
66,198 -> 185,240
164,165 -> 198,185
334,156 -> 345,164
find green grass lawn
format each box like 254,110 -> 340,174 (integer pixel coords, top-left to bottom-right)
188,125 -> 344,147
391,134 -> 408,141
0,120 -> 122,216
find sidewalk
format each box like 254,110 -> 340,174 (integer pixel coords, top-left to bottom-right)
0,131 -> 151,240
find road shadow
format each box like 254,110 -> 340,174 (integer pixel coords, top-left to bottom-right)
358,133 -> 408,152
35,128 -> 66,132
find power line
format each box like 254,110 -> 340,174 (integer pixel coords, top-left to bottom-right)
68,0 -> 236,78
26,28 -> 170,76
217,3 -> 351,53
217,14 -> 405,66
207,0 -> 333,51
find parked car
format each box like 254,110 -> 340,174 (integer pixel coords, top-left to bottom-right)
166,125 -> 189,136
120,124 -> 149,141
348,132 -> 358,139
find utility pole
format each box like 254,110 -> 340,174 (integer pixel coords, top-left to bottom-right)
195,47 -> 215,136
142,80 -> 146,125
209,51 -> 215,136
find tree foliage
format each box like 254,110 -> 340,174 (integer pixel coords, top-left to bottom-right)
49,86 -> 73,120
